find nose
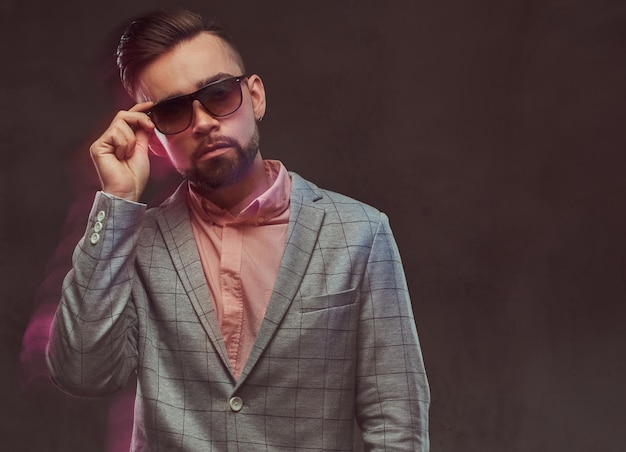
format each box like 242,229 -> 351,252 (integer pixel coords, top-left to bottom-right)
190,100 -> 220,133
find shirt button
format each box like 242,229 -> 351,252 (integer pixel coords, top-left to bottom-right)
90,232 -> 100,245
96,210 -> 106,222
93,221 -> 103,233
229,396 -> 243,412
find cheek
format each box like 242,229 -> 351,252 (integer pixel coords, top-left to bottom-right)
237,123 -> 255,142
230,99 -> 257,135
159,136 -> 192,168
235,112 -> 258,141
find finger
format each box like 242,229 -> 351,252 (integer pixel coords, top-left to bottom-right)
108,110 -> 152,159
129,102 -> 156,130
128,101 -> 154,113
100,119 -> 134,161
91,107 -> 154,161
90,126 -> 126,160
113,124 -> 136,160
114,108 -> 154,132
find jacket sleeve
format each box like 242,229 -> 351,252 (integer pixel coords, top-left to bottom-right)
355,212 -> 430,451
46,192 -> 146,397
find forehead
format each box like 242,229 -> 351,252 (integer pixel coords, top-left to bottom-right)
136,32 -> 242,102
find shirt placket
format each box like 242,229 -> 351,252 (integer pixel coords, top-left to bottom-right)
219,223 -> 244,375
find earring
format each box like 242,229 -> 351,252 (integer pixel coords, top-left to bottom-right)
257,116 -> 263,122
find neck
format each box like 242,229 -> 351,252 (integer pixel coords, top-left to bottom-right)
195,154 -> 270,216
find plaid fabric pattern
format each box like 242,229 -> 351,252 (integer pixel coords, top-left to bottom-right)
47,173 -> 430,451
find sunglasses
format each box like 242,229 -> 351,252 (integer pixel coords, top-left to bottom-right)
147,75 -> 247,135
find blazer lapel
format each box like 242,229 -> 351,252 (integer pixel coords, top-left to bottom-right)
238,174 -> 325,382
155,183 -> 232,374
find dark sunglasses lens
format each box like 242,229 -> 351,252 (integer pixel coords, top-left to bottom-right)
198,79 -> 242,117
149,78 -> 244,134
151,98 -> 192,135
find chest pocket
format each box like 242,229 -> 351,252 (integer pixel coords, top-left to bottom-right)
300,287 -> 357,313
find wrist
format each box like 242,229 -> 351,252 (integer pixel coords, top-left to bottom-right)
101,188 -> 141,203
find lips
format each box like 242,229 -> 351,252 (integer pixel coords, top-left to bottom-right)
194,142 -> 232,162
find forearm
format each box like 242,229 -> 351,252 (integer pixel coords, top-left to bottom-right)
356,213 -> 430,450
356,317 -> 430,451
47,192 -> 146,396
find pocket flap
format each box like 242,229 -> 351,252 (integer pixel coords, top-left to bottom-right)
300,287 -> 357,313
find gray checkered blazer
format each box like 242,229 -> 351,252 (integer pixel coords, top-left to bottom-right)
47,172 -> 430,451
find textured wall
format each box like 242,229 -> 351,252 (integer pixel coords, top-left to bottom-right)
2,1 -> 626,450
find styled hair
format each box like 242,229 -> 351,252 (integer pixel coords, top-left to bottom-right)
116,9 -> 246,97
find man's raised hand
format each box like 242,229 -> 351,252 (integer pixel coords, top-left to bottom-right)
89,102 -> 156,202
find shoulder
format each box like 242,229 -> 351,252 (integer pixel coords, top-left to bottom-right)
289,172 -> 390,242
290,172 -> 382,220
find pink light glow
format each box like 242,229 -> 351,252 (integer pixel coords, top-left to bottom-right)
20,125 -> 178,450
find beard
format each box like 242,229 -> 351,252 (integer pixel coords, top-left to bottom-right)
183,125 -> 260,192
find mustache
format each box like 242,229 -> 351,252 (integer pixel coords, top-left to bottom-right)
191,136 -> 240,161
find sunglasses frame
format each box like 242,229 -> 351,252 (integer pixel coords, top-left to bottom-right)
147,75 -> 248,135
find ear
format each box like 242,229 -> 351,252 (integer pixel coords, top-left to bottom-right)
148,132 -> 168,157
247,74 -> 267,121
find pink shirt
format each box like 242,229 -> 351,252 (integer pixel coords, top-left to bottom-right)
187,160 -> 291,379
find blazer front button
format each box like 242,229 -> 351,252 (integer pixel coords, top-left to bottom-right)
229,396 -> 243,412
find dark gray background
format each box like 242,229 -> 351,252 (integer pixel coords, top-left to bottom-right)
2,0 -> 626,450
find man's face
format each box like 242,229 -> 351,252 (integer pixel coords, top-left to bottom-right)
136,32 -> 266,191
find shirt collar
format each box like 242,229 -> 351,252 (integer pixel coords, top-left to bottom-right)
187,160 -> 291,226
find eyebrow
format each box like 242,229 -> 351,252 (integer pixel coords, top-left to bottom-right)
156,72 -> 237,103
195,72 -> 235,89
